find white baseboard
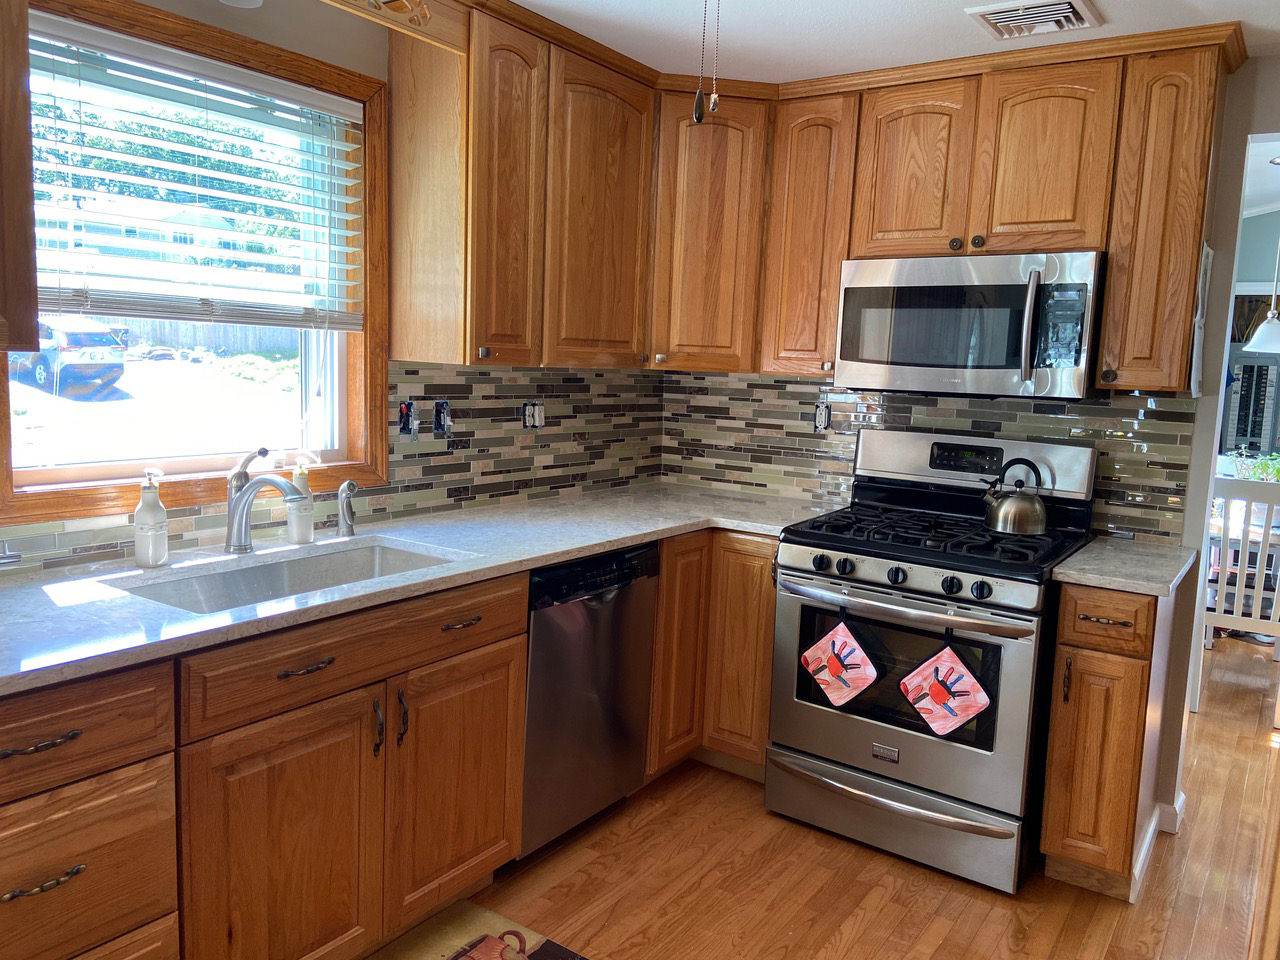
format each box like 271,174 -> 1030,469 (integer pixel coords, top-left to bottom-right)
1157,792 -> 1187,834
1128,811 -> 1162,902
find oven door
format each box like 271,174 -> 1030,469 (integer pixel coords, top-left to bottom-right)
771,572 -> 1041,816
833,252 -> 1100,399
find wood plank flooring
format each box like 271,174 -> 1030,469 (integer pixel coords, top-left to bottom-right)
476,637 -> 1280,959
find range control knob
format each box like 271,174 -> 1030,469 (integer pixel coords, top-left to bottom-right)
812,553 -> 832,572
835,557 -> 856,576
970,580 -> 993,601
886,566 -> 908,586
941,576 -> 963,596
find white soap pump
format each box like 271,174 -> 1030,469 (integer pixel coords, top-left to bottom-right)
134,468 -> 169,568
288,454 -> 317,545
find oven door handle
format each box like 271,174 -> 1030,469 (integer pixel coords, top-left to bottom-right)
1020,268 -> 1041,381
778,579 -> 1035,639
768,753 -> 1017,840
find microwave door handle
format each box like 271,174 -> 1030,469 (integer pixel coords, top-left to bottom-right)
1020,268 -> 1041,381
778,579 -> 1034,639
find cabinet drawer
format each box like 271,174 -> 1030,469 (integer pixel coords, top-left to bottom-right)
1058,583 -> 1156,658
0,755 -> 177,960
181,573 -> 530,741
73,915 -> 178,960
0,663 -> 173,806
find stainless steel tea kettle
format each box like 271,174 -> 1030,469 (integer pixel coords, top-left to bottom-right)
984,458 -> 1047,535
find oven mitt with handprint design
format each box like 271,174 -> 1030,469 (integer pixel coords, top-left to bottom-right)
801,623 -> 877,707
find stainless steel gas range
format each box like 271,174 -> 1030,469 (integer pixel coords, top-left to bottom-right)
765,430 -> 1096,893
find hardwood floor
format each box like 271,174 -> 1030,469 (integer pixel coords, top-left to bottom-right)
476,637 -> 1280,959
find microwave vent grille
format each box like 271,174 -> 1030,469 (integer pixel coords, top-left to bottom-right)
965,0 -> 1104,40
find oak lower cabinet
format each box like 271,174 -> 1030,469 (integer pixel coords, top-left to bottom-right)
759,94 -> 859,375
181,685 -> 387,960
647,531 -> 715,774
1096,47 -> 1222,391
543,48 -> 653,368
73,916 -> 179,960
702,532 -> 778,765
650,92 -> 769,373
384,635 -> 526,935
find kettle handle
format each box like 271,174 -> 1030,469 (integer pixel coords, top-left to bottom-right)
996,457 -> 1043,489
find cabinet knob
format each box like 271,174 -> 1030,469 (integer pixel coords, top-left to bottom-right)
476,346 -> 491,360
948,237 -> 963,251
821,360 -> 834,372
639,354 -> 649,364
654,354 -> 668,364
1100,369 -> 1118,385
970,235 -> 986,249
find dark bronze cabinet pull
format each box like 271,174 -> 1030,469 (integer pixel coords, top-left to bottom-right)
276,656 -> 335,680
2,864 -> 86,902
0,728 -> 82,761
397,688 -> 409,747
373,698 -> 384,757
441,615 -> 482,631
1078,614 -> 1133,628
1063,656 -> 1072,703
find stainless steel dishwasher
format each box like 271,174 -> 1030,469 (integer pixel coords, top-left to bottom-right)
521,543 -> 658,856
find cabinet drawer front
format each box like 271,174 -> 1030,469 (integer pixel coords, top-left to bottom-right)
1058,583 -> 1156,658
181,574 -> 529,741
0,663 -> 173,806
74,915 -> 179,960
0,755 -> 177,960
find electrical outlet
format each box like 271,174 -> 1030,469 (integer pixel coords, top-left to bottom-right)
522,400 -> 545,429
814,400 -> 832,432
398,401 -> 418,440
432,400 -> 453,439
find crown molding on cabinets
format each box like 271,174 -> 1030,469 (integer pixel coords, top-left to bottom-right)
777,21 -> 1247,99
653,73 -> 781,102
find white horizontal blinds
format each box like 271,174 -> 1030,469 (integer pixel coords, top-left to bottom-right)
28,15 -> 365,332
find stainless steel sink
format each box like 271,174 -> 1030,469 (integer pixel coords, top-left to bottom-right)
119,537 -> 466,614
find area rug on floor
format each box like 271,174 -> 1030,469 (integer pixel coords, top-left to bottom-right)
371,901 -> 588,960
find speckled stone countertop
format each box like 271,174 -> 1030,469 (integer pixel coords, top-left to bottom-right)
1052,537 -> 1198,597
0,482 -> 834,698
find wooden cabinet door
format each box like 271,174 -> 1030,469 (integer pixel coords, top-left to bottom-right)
1041,645 -> 1148,874
647,531 -> 714,775
1097,48 -> 1219,391
759,95 -> 858,375
74,915 -> 179,960
651,92 -> 769,373
384,635 -> 526,935
850,78 -> 978,258
469,13 -> 548,366
544,49 -> 653,368
968,60 -> 1121,253
1,0 -> 37,352
181,686 -> 386,960
703,532 -> 777,764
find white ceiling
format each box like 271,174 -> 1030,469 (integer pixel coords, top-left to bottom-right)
517,0 -> 1280,83
1243,136 -> 1280,219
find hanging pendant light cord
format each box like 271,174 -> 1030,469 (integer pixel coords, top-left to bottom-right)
698,0 -> 708,94
712,0 -> 720,101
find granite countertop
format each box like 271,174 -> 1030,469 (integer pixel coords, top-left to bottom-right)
0,482 -> 833,698
1052,537 -> 1198,597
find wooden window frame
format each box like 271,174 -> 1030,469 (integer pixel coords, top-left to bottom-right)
0,0 -> 389,524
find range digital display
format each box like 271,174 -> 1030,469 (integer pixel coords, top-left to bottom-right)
929,442 -> 1003,475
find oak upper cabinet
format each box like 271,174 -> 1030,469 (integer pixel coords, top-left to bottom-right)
651,93 -> 769,373
1041,644 -> 1147,875
182,685 -> 387,960
759,95 -> 858,375
703,532 -> 777,765
468,13 -> 548,366
1097,48 -> 1220,391
967,59 -> 1122,253
1,0 -> 37,352
544,49 -> 653,368
384,635 -> 526,935
647,531 -> 714,775
849,78 -> 978,258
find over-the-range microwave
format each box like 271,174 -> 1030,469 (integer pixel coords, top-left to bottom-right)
833,251 -> 1102,399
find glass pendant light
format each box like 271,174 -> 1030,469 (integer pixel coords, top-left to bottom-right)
1243,234 -> 1280,353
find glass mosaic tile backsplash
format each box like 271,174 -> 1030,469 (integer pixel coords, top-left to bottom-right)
0,363 -> 1194,575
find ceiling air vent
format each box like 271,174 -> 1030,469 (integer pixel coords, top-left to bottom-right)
965,0 -> 1104,40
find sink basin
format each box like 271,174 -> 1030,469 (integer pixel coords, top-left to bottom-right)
120,537 -> 465,614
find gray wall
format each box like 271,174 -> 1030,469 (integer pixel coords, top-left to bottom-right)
1237,210 -> 1280,285
135,0 -> 388,80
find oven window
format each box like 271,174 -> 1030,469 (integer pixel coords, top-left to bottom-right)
794,605 -> 1002,753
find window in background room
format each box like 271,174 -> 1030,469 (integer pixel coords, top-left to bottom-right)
6,11 -> 365,485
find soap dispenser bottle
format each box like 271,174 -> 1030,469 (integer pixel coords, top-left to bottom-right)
134,468 -> 169,567
288,455 -> 316,545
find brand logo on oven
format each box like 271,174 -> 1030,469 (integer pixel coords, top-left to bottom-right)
871,743 -> 900,764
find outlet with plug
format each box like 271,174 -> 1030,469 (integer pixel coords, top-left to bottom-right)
522,400 -> 546,429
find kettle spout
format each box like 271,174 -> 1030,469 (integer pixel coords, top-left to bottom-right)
983,479 -> 1000,506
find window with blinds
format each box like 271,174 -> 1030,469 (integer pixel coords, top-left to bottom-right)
28,12 -> 365,331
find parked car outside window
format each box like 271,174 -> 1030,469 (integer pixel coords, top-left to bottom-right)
7,317 -> 125,391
